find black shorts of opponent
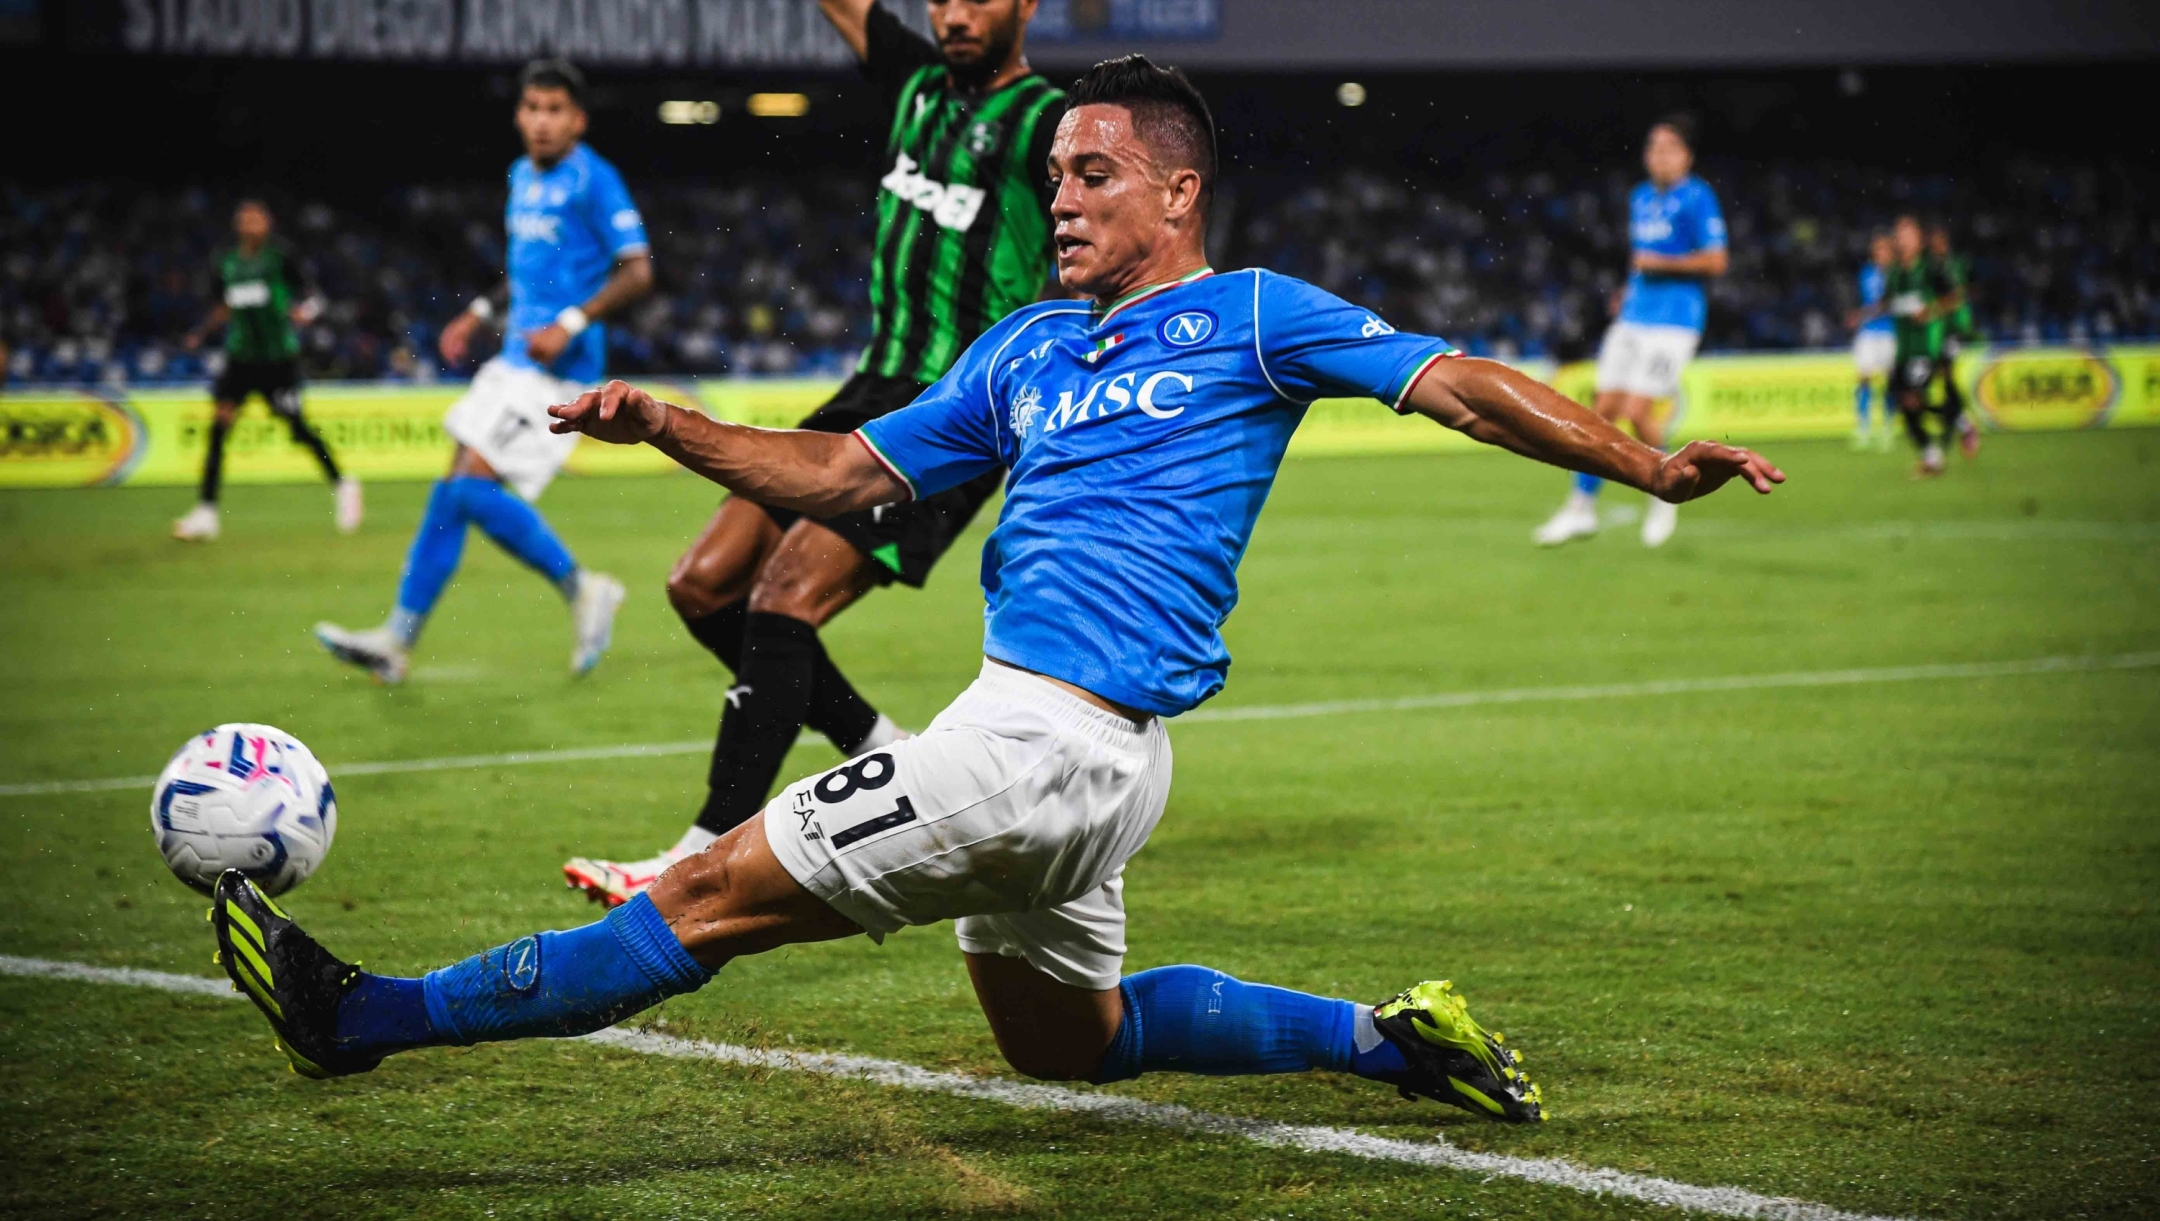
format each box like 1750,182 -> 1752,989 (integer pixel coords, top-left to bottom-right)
212,359 -> 306,415
754,371 -> 1005,589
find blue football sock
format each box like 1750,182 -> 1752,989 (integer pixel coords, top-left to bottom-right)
390,479 -> 470,641
1856,380 -> 1874,428
1572,471 -> 1603,497
325,895 -> 712,1059
449,476 -> 577,589
1090,965 -> 1369,1084
335,973 -> 433,1057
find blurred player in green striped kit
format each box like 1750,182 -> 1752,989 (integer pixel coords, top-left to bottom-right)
1928,223 -> 1981,461
1886,215 -> 1965,476
173,200 -> 360,542
564,0 -> 1068,904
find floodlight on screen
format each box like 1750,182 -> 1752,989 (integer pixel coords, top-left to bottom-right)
747,92 -> 811,117
1336,82 -> 1367,107
658,100 -> 721,125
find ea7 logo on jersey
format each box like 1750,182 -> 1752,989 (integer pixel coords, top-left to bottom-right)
1159,310 -> 1216,348
881,153 -> 987,232
509,211 -> 562,244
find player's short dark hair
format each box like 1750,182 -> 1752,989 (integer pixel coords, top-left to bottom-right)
520,58 -> 586,106
1650,113 -> 1699,152
1065,55 -> 1219,213
234,198 -> 272,217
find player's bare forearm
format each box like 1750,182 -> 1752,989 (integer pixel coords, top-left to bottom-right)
188,305 -> 231,347
1409,359 -> 1662,487
548,380 -> 905,517
580,253 -> 653,322
817,0 -> 875,58
1407,358 -> 1784,502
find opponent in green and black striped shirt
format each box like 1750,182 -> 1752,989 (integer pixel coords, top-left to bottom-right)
175,199 -> 351,539
216,242 -> 303,363
856,1 -> 1065,383
633,3 -> 1068,861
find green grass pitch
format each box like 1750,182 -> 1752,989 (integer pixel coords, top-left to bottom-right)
1,431 -> 2155,1219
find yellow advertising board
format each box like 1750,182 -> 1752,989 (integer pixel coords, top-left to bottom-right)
5,345 -> 2156,488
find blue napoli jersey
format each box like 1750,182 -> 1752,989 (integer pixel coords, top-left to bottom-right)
859,268 -> 1457,716
1618,176 -> 1726,332
1857,264 -> 1894,334
503,144 -> 649,384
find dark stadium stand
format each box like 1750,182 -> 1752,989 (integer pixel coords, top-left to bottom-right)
5,156 -> 2154,385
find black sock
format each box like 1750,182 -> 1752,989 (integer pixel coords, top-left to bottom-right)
683,600 -> 880,754
808,653 -> 880,756
1901,403 -> 1931,449
200,417 -> 231,503
682,600 -> 748,672
695,612 -> 824,836
1938,373 -> 1965,438
284,413 -> 342,482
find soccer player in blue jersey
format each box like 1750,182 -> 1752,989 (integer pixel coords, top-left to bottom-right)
212,58 -> 1780,1123
1536,115 -> 1728,548
1848,232 -> 1898,451
313,59 -> 650,684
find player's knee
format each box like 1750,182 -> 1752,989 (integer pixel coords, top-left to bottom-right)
746,543 -> 865,623
666,551 -> 751,620
744,574 -> 826,622
995,1036 -> 1101,1082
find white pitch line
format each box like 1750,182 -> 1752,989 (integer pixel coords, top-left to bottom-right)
4,651 -> 2155,800
0,954 -> 1919,1221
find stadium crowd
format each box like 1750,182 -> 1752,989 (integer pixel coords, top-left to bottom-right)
4,157 -> 2154,385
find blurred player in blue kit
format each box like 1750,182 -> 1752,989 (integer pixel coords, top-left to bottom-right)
1848,231 -> 1898,450
211,58 -> 1782,1125
313,59 -> 650,684
1536,116 -> 1727,548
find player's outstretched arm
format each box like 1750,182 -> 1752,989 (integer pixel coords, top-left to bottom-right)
816,0 -> 876,58
1406,357 -> 1784,503
548,379 -> 907,516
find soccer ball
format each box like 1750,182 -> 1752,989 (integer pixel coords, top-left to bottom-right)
150,723 -> 336,897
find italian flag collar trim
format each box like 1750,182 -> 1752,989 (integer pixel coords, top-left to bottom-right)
1097,266 -> 1215,325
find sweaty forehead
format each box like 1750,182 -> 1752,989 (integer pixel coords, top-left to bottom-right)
1052,104 -> 1151,165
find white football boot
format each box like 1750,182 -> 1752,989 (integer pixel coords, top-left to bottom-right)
1533,492 -> 1600,547
563,849 -> 685,909
1640,497 -> 1679,548
334,477 -> 364,534
312,622 -> 409,684
570,572 -> 627,676
172,502 -> 220,542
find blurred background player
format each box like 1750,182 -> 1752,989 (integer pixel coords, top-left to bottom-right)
312,59 -> 649,683
563,0 -> 1066,905
1535,115 -> 1727,548
1848,231 -> 1898,450
172,200 -> 360,541
1886,214 -> 1961,476
1928,222 -> 1981,459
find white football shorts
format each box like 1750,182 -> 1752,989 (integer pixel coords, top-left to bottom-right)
442,356 -> 586,501
763,660 -> 1174,992
1595,320 -> 1701,400
1852,329 -> 1896,379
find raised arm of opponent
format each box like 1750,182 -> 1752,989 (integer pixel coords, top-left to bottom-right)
1405,357 -> 1782,502
548,380 -> 905,517
816,0 -> 877,59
